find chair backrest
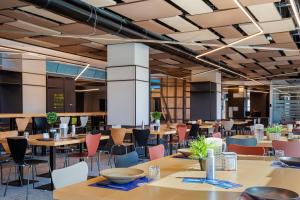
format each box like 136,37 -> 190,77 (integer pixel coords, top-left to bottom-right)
148,144 -> 165,161
7,137 -> 27,165
133,129 -> 150,147
115,151 -> 139,168
33,117 -> 48,133
188,124 -> 199,138
212,132 -> 221,138
86,134 -> 101,157
60,117 -> 70,125
80,116 -> 88,127
226,137 -> 257,147
15,117 -> 30,132
177,124 -> 187,143
52,161 -> 88,189
227,144 -> 265,156
222,121 -> 234,131
110,128 -> 127,145
272,140 -> 300,157
0,131 -> 18,154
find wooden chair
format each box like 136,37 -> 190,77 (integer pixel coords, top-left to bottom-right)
15,118 -> 30,133
108,128 -> 135,166
227,144 -> 265,156
272,140 -> 300,157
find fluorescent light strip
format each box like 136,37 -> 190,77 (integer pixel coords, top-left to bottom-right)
255,71 -> 300,80
196,0 -> 263,58
75,88 -> 100,92
75,64 -> 90,81
290,0 -> 300,28
248,89 -> 269,94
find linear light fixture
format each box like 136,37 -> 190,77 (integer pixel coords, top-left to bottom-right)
255,71 -> 300,80
290,0 -> 300,28
75,64 -> 90,81
75,88 -> 100,92
195,0 -> 264,58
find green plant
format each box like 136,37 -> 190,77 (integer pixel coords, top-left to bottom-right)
265,125 -> 282,134
152,112 -> 161,120
189,136 -> 216,160
46,112 -> 58,126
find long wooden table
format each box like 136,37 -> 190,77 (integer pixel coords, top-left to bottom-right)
53,155 -> 300,200
0,112 -> 106,118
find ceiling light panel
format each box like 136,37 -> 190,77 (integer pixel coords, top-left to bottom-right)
19,6 -> 75,24
170,0 -> 213,15
81,0 -> 116,7
167,29 -> 219,42
109,0 -> 182,21
6,20 -> 61,35
247,3 -> 281,22
187,8 -> 251,28
159,16 -> 198,32
240,18 -> 296,35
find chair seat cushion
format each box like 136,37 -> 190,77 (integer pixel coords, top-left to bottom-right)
67,152 -> 88,158
25,158 -> 48,165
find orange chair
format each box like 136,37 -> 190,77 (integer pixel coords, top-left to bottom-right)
148,144 -> 165,161
227,144 -> 265,156
272,140 -> 300,157
67,134 -> 101,171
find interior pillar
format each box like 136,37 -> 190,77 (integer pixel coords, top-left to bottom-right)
107,43 -> 149,126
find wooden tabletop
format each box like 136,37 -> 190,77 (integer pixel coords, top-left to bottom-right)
53,156 -> 300,200
0,112 -> 106,119
0,134 -> 109,147
126,128 -> 190,136
256,136 -> 300,148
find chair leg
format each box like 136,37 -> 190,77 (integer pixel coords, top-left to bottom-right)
97,152 -> 100,172
18,167 -> 23,186
32,166 -> 35,189
90,157 -> 93,172
26,166 -> 31,200
108,145 -> 115,167
0,165 -> 3,184
4,167 -> 12,197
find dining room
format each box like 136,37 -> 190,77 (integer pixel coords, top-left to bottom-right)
1,0 -> 300,200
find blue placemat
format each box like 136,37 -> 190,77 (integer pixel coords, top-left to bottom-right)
271,161 -> 300,169
183,177 -> 242,189
89,177 -> 150,191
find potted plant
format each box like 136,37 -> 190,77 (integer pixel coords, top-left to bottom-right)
265,125 -> 282,141
189,136 -> 216,171
47,112 -> 58,138
152,111 -> 161,127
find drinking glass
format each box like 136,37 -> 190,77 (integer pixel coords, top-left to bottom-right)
24,131 -> 29,139
148,166 -> 160,181
275,150 -> 285,161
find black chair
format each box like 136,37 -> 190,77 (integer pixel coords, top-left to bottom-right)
187,124 -> 199,140
4,137 -> 50,200
33,118 -> 48,134
133,129 -> 150,158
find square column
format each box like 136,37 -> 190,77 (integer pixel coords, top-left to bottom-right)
107,43 -> 149,126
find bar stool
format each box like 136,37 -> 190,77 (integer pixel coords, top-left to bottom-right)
108,128 -> 135,166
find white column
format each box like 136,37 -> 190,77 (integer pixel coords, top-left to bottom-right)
107,43 -> 149,126
2,53 -> 46,113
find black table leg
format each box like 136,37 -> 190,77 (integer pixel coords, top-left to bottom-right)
9,118 -> 15,130
169,134 -> 173,155
157,135 -> 160,145
79,143 -> 84,161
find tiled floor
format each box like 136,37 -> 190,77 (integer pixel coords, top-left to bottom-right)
0,153 -> 113,200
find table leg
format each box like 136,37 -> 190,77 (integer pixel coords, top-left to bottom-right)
79,143 -> 84,161
157,135 -> 160,145
9,118 -> 15,130
169,134 -> 173,155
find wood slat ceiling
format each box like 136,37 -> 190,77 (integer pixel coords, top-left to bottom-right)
0,0 -> 299,81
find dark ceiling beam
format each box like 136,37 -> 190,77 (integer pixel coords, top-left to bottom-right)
21,0 -> 241,77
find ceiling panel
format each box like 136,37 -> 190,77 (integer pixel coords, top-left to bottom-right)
274,56 -> 300,61
213,26 -> 243,38
159,16 -> 198,32
6,20 -> 61,35
222,35 -> 270,46
51,23 -> 105,35
244,51 -> 282,59
134,20 -> 174,34
0,0 -> 28,10
19,6 -> 76,24
0,9 -> 60,28
240,18 -> 296,35
247,3 -> 281,22
0,14 -> 14,23
259,60 -> 290,67
170,0 -> 213,15
82,42 -> 105,50
271,32 -> 294,44
167,29 -> 219,42
187,8 -> 251,28
108,0 -> 182,21
54,45 -> 97,54
80,0 -> 116,7
86,34 -> 123,45
159,58 -> 180,65
209,0 -> 280,10
233,47 -> 256,54
16,37 -> 60,48
183,44 -> 207,51
226,53 -> 246,61
31,36 -> 88,46
0,24 -> 37,39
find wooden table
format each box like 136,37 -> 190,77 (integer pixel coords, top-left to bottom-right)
256,136 -> 300,148
53,155 -> 300,200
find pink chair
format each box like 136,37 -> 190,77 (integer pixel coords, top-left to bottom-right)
148,144 -> 165,161
177,124 -> 188,143
67,134 -> 101,171
212,132 -> 221,138
272,140 -> 300,157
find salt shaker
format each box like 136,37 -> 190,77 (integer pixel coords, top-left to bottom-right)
206,149 -> 215,180
71,125 -> 76,136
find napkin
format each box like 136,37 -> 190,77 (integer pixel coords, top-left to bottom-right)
89,177 -> 150,191
182,177 -> 242,189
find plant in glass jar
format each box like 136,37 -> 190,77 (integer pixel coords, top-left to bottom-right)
189,136 -> 216,171
47,112 -> 58,138
265,125 -> 282,140
151,111 -> 161,126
